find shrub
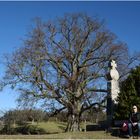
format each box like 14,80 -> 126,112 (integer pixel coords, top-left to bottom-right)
0,125 -> 17,135
0,124 -> 46,135
16,124 -> 46,134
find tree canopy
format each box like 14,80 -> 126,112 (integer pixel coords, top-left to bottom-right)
1,13 -> 139,131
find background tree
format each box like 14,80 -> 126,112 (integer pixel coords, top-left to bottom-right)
1,109 -> 46,126
114,66 -> 140,120
0,109 -> 47,135
1,13 -> 139,131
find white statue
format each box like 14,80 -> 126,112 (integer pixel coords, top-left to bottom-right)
109,60 -> 120,103
110,60 -> 119,81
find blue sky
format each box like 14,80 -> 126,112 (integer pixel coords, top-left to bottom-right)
0,1 -> 140,111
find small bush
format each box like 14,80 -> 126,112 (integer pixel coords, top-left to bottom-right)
16,124 -> 46,134
0,124 -> 47,135
0,125 -> 17,135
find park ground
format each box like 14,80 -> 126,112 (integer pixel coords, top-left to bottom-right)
0,131 -> 119,139
0,121 -> 121,139
0,132 -> 119,139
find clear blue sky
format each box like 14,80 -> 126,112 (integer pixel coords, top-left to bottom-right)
0,1 -> 140,110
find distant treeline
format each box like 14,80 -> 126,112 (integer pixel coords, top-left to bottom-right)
0,107 -> 106,123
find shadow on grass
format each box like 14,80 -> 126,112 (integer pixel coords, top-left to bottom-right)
110,128 -> 130,139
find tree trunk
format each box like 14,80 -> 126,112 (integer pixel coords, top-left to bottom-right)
65,114 -> 80,132
65,98 -> 81,132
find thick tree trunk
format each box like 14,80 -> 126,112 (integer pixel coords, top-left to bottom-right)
65,97 -> 81,132
65,114 -> 80,132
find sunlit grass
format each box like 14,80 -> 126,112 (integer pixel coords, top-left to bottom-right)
0,121 -> 119,139
37,121 -> 66,133
0,131 -> 118,139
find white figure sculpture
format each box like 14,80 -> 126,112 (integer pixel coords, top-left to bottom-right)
109,60 -> 120,103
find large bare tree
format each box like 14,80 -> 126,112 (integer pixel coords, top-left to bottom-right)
1,13 -> 139,131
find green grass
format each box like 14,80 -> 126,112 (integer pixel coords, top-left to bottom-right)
0,121 -> 119,139
37,121 -> 96,133
37,121 -> 66,133
0,131 -> 119,139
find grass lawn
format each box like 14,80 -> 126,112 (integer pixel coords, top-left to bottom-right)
37,121 -> 66,133
0,121 -> 120,139
0,131 -> 119,139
